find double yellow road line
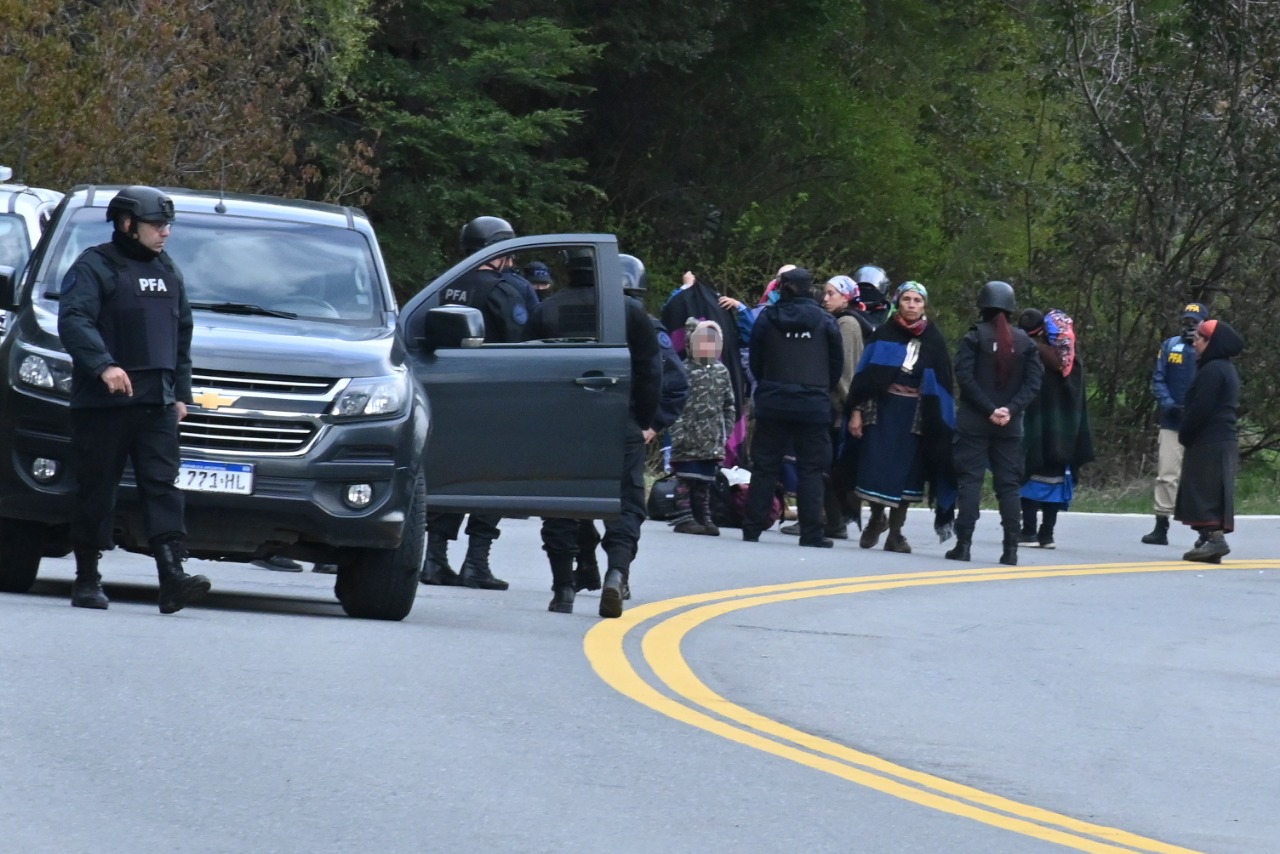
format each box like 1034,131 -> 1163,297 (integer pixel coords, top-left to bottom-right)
585,560 -> 1276,852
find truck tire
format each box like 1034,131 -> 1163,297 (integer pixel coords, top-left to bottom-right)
0,517 -> 46,593
336,471 -> 426,621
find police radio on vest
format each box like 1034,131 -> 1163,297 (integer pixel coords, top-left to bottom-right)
139,277 -> 168,292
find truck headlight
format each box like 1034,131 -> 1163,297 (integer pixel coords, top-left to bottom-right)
330,371 -> 410,420
18,353 -> 74,396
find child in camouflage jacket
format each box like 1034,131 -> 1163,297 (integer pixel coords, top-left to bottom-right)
667,319 -> 737,535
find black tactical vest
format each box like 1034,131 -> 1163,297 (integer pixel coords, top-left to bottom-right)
758,315 -> 832,389
92,245 -> 181,373
440,267 -> 526,343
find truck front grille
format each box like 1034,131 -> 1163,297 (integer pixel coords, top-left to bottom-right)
190,369 -> 337,396
181,412 -> 318,454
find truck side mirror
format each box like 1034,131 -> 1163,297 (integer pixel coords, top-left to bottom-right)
421,305 -> 485,350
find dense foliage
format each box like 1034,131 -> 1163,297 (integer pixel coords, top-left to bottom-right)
3,0 -> 1277,477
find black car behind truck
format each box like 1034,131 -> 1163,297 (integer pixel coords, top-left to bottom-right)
0,186 -> 631,620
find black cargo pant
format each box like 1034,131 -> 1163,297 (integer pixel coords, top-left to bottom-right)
953,428 -> 1024,540
542,420 -> 646,581
743,417 -> 830,542
71,404 -> 185,551
426,511 -> 501,543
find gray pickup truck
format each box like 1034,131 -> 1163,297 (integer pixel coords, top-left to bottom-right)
0,186 -> 632,619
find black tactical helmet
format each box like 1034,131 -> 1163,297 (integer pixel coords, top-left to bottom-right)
619,254 -> 648,296
106,186 -> 175,226
977,280 -> 1017,313
852,264 -> 890,296
459,216 -> 516,254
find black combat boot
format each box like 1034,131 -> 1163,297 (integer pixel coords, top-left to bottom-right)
1183,530 -> 1230,564
548,555 -> 576,613
945,531 -> 971,562
458,537 -> 509,591
600,567 -> 626,619
70,548 -> 109,610
154,538 -> 211,615
420,533 -> 460,586
1141,515 -> 1170,545
999,534 -> 1019,566
884,505 -> 911,553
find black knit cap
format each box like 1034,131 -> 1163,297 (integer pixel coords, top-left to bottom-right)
777,267 -> 814,294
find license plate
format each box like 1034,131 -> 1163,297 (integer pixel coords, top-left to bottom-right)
177,460 -> 254,495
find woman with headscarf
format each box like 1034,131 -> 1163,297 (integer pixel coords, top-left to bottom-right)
1016,308 -> 1095,549
946,281 -> 1043,565
839,281 -> 956,553
1175,318 -> 1244,562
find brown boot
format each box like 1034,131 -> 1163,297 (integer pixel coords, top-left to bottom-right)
859,505 -> 887,549
883,505 -> 911,553
690,480 -> 719,537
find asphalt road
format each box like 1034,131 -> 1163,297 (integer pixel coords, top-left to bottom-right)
2,511 -> 1277,853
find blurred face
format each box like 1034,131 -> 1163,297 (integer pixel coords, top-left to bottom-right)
135,219 -> 171,253
822,283 -> 850,314
691,328 -> 720,360
897,290 -> 926,322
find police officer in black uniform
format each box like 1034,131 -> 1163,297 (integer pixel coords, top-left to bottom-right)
852,264 -> 892,331
946,280 -> 1044,565
740,268 -> 844,546
573,254 -> 688,593
57,186 -> 211,613
420,216 -> 538,591
524,248 -> 662,617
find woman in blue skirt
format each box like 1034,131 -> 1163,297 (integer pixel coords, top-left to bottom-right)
841,282 -> 957,553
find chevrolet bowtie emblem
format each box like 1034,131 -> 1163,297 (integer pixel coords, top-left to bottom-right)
192,389 -> 239,411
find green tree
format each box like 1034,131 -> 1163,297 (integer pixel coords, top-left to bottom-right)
350,0 -> 600,294
1041,0 -> 1280,471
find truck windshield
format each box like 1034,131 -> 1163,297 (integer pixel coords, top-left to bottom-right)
39,208 -> 385,324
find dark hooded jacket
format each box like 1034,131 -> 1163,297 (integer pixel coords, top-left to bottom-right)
749,292 -> 843,423
1179,321 -> 1244,448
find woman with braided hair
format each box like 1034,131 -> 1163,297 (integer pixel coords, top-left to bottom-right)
838,281 -> 957,554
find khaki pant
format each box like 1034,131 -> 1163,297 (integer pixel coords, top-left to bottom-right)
1154,428 -> 1184,516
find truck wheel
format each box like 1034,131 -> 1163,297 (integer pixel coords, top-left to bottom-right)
336,471 -> 426,621
0,518 -> 46,593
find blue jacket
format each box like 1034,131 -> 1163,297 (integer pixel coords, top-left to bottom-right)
651,316 -> 690,432
1152,335 -> 1197,430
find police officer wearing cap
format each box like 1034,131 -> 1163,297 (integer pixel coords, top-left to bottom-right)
420,215 -> 538,592
524,248 -> 662,617
740,267 -> 845,547
1142,301 -> 1210,545
57,185 -> 211,614
523,260 -> 554,301
573,254 -> 689,593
